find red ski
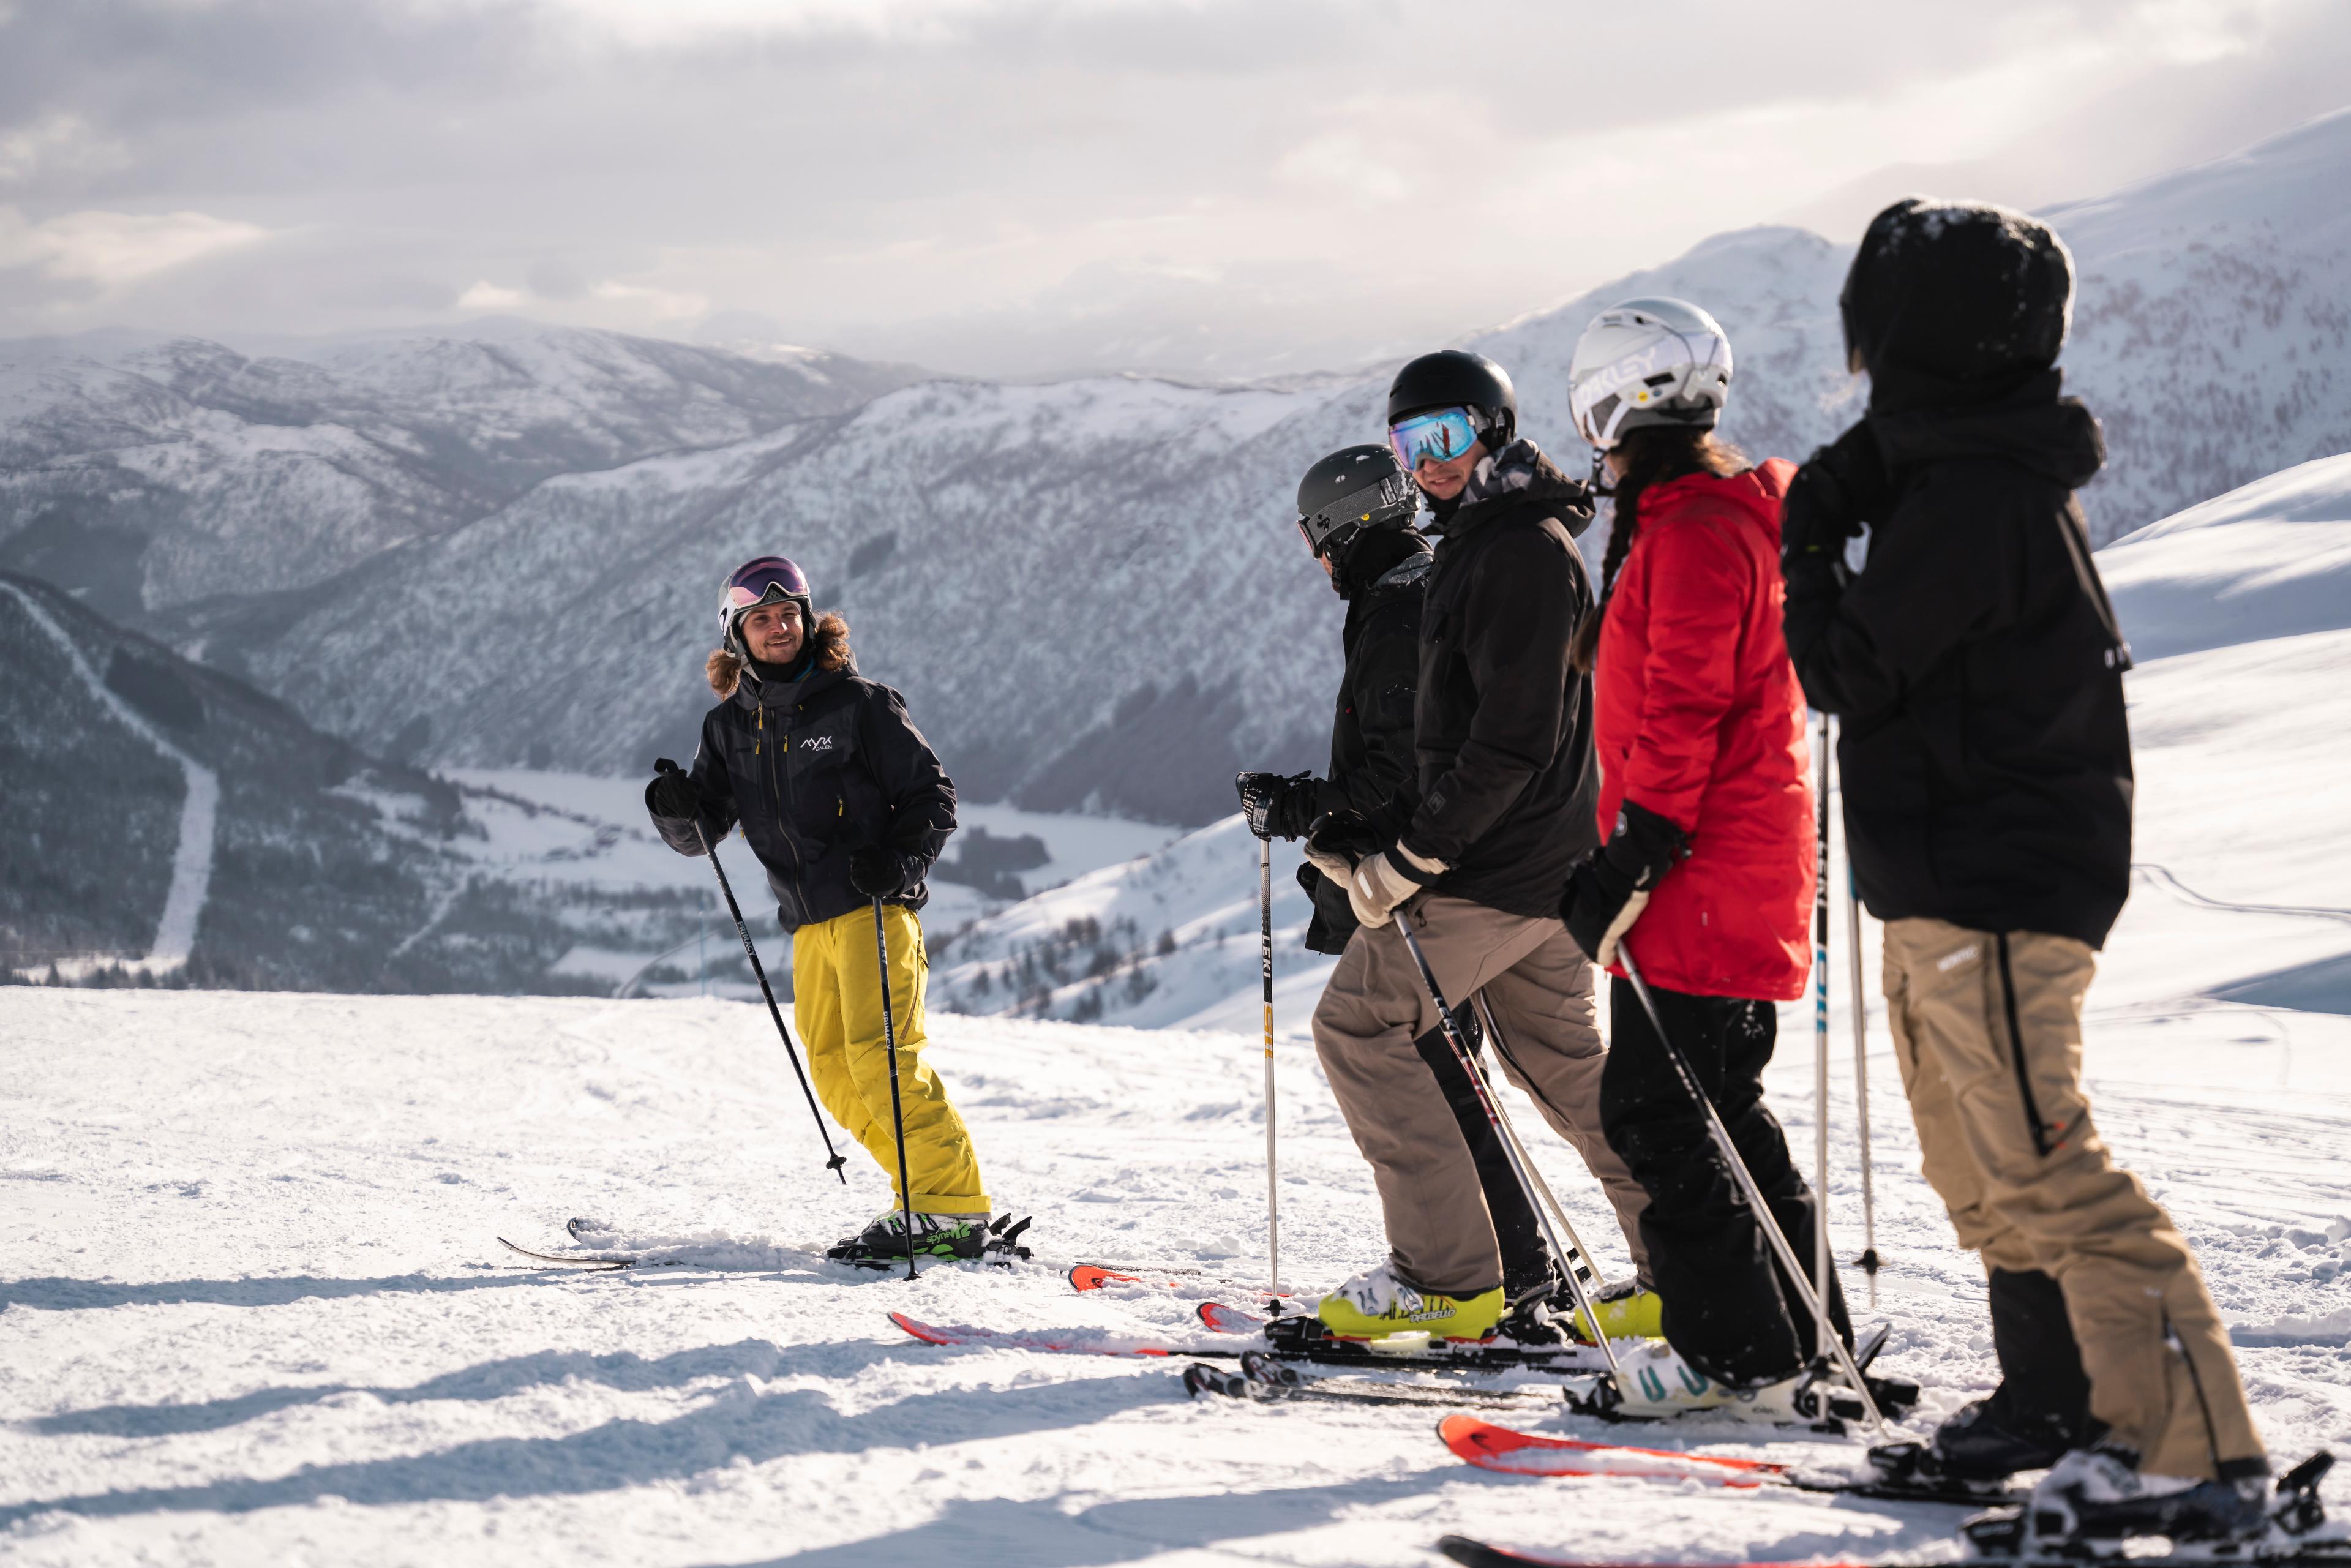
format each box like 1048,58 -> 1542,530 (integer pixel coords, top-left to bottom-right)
1438,1415 -> 1785,1487
1438,1543 -> 1884,1568
1436,1537 -> 2351,1568
1198,1301 -> 1267,1334
887,1310 -> 1235,1360
1068,1263 -> 1190,1292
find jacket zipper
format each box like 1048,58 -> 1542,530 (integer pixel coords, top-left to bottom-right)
760,701 -> 810,915
1995,932 -> 2053,1157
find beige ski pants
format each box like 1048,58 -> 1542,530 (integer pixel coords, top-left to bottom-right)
1883,917 -> 2265,1480
1311,895 -> 1652,1296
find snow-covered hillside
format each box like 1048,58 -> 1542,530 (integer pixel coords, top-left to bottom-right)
4,113 -> 2345,820
0,321 -> 924,622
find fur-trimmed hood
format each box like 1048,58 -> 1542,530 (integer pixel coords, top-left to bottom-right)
706,612 -> 853,699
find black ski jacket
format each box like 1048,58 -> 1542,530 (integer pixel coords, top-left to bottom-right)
1783,383 -> 2133,948
650,661 -> 956,932
1299,538 -> 1433,953
1393,443 -> 1603,918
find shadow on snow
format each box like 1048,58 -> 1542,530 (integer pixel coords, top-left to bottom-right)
30,1338 -> 918,1438
1,1357 -> 1161,1526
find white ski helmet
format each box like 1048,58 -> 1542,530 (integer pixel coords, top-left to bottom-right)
1567,297 -> 1734,450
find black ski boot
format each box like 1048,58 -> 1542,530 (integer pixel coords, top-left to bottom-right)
827,1212 -> 1032,1267
1496,1266 -> 1567,1346
1929,1395 -> 2077,1479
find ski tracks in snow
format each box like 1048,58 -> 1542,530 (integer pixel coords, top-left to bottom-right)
1,582 -> 217,973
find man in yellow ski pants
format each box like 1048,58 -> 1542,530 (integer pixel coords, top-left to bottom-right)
647,554 -> 992,1261
793,901 -> 987,1223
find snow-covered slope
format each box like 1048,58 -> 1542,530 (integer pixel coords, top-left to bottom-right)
3,656 -> 2349,1564
2101,452 -> 2351,662
0,323 -> 925,620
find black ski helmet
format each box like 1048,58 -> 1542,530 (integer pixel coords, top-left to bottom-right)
1296,444 -> 1417,560
1387,349 -> 1517,447
1840,198 -> 2074,384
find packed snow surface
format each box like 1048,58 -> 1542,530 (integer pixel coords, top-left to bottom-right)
6,470 -> 2351,1564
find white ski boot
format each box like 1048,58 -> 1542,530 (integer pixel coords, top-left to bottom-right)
1589,1340 -> 1878,1425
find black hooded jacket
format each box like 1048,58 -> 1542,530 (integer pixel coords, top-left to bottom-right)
1783,376 -> 2134,948
1391,441 -> 1603,917
1298,526 -> 1433,953
651,659 -> 957,932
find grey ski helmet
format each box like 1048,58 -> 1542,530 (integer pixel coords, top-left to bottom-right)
1387,349 -> 1517,447
1296,445 -> 1417,560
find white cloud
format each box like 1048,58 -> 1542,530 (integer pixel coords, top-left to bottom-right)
590,278 -> 710,323
0,114 -> 128,189
0,206 -> 268,287
457,279 -> 530,310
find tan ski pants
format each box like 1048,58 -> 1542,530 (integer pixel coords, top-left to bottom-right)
1311,895 -> 1652,1296
1883,917 -> 2265,1479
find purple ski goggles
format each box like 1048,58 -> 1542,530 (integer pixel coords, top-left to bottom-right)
718,556 -> 811,636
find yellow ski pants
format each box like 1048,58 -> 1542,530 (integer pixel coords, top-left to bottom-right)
792,902 -> 989,1215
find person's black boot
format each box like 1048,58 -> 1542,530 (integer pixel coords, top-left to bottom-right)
1931,1395 -> 2076,1479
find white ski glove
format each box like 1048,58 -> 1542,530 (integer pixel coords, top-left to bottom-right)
1303,840 -> 1355,884
1348,843 -> 1447,928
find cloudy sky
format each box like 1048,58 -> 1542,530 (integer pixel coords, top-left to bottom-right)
3,0 -> 2347,379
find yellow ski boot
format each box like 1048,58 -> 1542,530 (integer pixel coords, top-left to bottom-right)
1568,1280 -> 1663,1343
1317,1263 -> 1504,1341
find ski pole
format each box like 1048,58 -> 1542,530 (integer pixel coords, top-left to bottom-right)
1392,914 -> 1622,1386
1812,711 -> 1833,1360
1616,940 -> 1886,1435
872,896 -> 920,1281
1259,835 -> 1280,1300
1469,992 -> 1610,1294
1848,863 -> 1881,1305
659,760 -> 846,1184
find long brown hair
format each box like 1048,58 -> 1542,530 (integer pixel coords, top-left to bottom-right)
706,610 -> 853,697
1569,426 -> 1747,673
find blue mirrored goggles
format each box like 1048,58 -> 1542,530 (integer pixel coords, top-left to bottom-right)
1387,407 -> 1481,470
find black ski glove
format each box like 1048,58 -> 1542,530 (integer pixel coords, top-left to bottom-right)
849,844 -> 910,900
1236,770 -> 1318,841
645,762 -> 702,822
1780,420 -> 1892,585
1562,800 -> 1691,967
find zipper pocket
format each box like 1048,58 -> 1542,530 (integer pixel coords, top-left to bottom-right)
1994,932 -> 2052,1158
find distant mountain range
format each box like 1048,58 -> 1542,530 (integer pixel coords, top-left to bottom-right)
4,110 -> 2345,826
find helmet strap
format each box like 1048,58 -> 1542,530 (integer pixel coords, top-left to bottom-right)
1588,447 -> 1616,498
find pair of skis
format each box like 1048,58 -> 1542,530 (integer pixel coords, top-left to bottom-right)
887,1308 -> 1607,1375
1434,1450 -> 2344,1568
495,1216 -> 1041,1274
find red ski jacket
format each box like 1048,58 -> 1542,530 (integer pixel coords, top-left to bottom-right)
1593,460 -> 1815,1002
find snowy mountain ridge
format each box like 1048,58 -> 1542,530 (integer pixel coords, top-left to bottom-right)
0,323 -> 927,621
2,110 -> 2347,820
